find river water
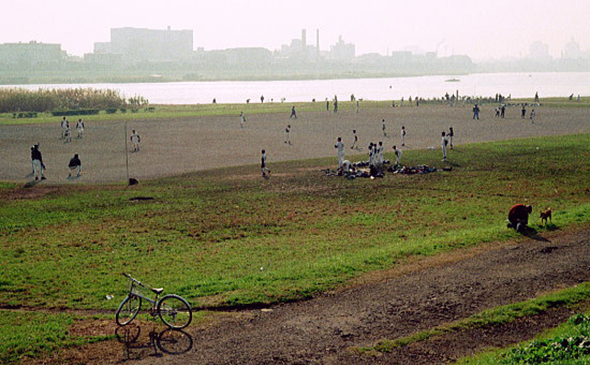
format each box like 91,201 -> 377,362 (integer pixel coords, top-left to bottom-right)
3,72 -> 589,104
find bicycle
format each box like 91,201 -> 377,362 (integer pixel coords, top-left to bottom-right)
116,273 -> 192,329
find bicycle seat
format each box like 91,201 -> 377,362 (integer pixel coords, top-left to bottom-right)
151,288 -> 164,295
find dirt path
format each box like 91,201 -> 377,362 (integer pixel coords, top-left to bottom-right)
30,227 -> 589,364
2,105 -> 589,183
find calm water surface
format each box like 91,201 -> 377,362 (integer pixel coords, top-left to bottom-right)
4,72 -> 589,104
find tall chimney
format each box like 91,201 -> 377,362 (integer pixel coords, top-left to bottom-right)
316,29 -> 320,55
301,29 -> 307,51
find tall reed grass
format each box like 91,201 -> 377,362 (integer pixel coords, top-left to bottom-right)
0,88 -> 128,113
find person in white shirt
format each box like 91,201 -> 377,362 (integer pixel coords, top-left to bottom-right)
378,141 -> 384,164
393,145 -> 402,166
130,130 -> 141,152
334,137 -> 344,169
351,130 -> 359,150
441,131 -> 449,162
60,117 -> 68,139
76,119 -> 85,139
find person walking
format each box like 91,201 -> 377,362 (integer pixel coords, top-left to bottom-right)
130,130 -> 141,152
334,137 -> 344,170
501,104 -> 506,118
441,131 -> 449,162
31,144 -> 46,180
356,99 -> 360,113
382,119 -> 387,137
290,106 -> 297,119
67,153 -> 82,178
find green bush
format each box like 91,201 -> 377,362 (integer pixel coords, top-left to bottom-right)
105,108 -> 118,114
500,314 -> 590,364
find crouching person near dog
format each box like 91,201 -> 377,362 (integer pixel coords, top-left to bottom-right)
508,204 -> 532,232
68,154 -> 82,178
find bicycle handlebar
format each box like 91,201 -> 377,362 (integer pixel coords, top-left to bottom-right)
122,272 -> 144,287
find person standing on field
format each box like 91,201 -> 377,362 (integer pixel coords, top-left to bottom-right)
240,112 -> 246,128
377,141 -> 384,164
351,129 -> 359,150
285,125 -> 291,144
335,137 -> 344,170
448,127 -> 454,149
441,131 -> 449,162
60,117 -> 68,139
290,106 -> 297,119
392,145 -> 402,166
333,96 -> 338,113
401,126 -> 406,146
130,130 -> 141,152
382,119 -> 387,137
261,149 -> 271,179
31,144 -> 46,180
76,119 -> 85,139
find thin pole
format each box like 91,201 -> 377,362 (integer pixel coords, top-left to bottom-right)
124,120 -> 130,182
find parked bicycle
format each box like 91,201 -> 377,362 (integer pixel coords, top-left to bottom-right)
116,273 -> 192,329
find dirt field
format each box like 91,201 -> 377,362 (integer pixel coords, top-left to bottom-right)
2,104 -> 589,183
23,228 -> 590,364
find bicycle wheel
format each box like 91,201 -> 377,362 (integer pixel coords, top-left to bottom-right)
116,295 -> 142,326
157,294 -> 192,329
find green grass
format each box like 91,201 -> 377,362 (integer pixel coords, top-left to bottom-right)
359,283 -> 590,354
2,96 -> 588,125
0,311 -> 113,364
0,134 -> 588,310
455,311 -> 590,365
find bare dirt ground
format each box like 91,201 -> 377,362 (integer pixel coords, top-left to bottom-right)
2,104 -> 589,183
24,227 -> 589,364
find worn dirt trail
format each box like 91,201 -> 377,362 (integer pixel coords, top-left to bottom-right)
33,228 -> 588,365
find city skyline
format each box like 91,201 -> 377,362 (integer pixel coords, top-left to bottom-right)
2,0 -> 589,61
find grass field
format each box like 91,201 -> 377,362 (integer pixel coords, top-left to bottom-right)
1,133 -> 588,311
1,97 -> 588,126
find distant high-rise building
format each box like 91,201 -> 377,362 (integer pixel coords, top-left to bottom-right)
93,27 -> 193,62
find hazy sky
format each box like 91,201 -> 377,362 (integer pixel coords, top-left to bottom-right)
3,0 -> 589,60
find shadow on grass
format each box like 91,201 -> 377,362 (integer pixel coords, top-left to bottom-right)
519,226 -> 551,242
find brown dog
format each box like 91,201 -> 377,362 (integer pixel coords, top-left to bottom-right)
540,208 -> 552,225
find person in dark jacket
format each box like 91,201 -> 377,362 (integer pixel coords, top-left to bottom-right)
31,144 -> 46,180
68,153 -> 81,178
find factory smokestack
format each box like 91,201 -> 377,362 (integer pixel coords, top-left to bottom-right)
301,29 -> 307,52
316,29 -> 320,55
